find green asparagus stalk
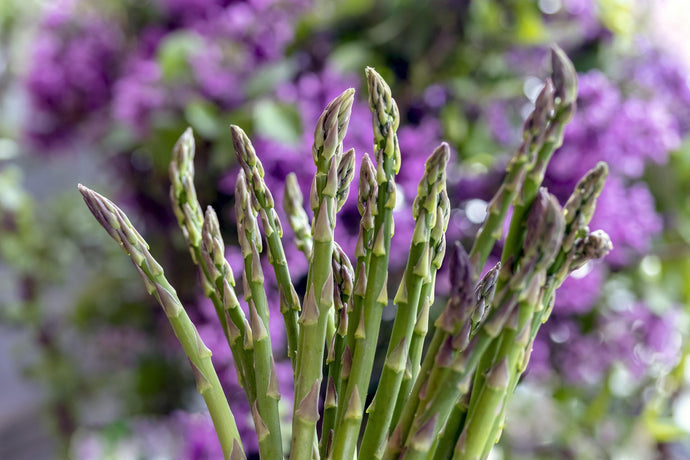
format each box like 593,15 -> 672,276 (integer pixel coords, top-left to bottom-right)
231,125 -> 301,368
500,46 -> 577,266
323,152 -> 378,457
234,170 -> 284,459
454,189 -> 565,460
169,128 -> 255,400
468,77 -> 555,274
200,207 -> 257,402
330,68 -> 401,460
283,172 -> 313,261
391,188 -> 450,430
78,185 -> 244,460
291,88 -> 355,460
360,142 -> 450,459
321,241 -> 355,457
391,242 -> 476,460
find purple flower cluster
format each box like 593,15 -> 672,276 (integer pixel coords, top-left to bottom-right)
25,0 -> 126,148
530,303 -> 681,384
24,0 -> 310,148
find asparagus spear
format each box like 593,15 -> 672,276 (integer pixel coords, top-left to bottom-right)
79,185 -> 244,460
235,170 -> 284,458
330,68 -> 401,460
283,172 -> 313,261
169,128 -> 255,402
320,241 -> 355,457
360,143 -> 450,459
454,189 -> 565,460
391,188 -> 450,430
291,88 -> 355,460
321,153 -> 378,458
232,125 -> 301,368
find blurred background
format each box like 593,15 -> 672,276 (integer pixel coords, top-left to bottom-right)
1,0 -> 690,459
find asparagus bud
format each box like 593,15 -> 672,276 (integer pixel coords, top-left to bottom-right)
336,148 -> 356,211
283,173 -> 313,260
169,128 -> 204,251
551,45 -> 578,106
472,262 -> 501,327
562,162 -> 608,252
435,242 -> 474,335
570,230 -> 613,270
232,125 -> 301,366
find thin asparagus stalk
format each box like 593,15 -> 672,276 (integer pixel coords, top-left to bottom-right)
235,170 -> 284,459
169,129 -> 254,397
78,185 -> 244,460
291,88 -> 355,460
432,393 -> 470,460
391,189 -> 450,430
331,68 -> 401,460
232,125 -> 301,368
324,153 -> 378,457
200,207 -> 257,402
468,77 -> 555,274
500,46 -> 577,266
454,190 -> 565,460
339,153 -> 377,396
360,143 -> 450,459
321,241 -> 355,458
283,172 -> 313,262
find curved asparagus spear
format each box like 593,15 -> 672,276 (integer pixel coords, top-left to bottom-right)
360,143 -> 450,459
291,88 -> 355,460
330,68 -> 401,460
79,185 -> 244,460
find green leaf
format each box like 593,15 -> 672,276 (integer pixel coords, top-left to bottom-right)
157,31 -> 204,81
253,100 -> 302,146
185,100 -> 222,139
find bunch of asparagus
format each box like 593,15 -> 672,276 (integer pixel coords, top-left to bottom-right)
79,47 -> 612,459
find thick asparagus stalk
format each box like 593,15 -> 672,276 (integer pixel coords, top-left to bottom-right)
291,88 -> 355,460
235,171 -> 284,459
232,125 -> 301,368
79,185 -> 244,460
360,143 -> 450,459
330,68 -> 401,460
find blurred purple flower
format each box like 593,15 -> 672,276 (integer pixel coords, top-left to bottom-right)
589,177 -> 662,266
25,2 -> 125,149
112,59 -> 167,134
